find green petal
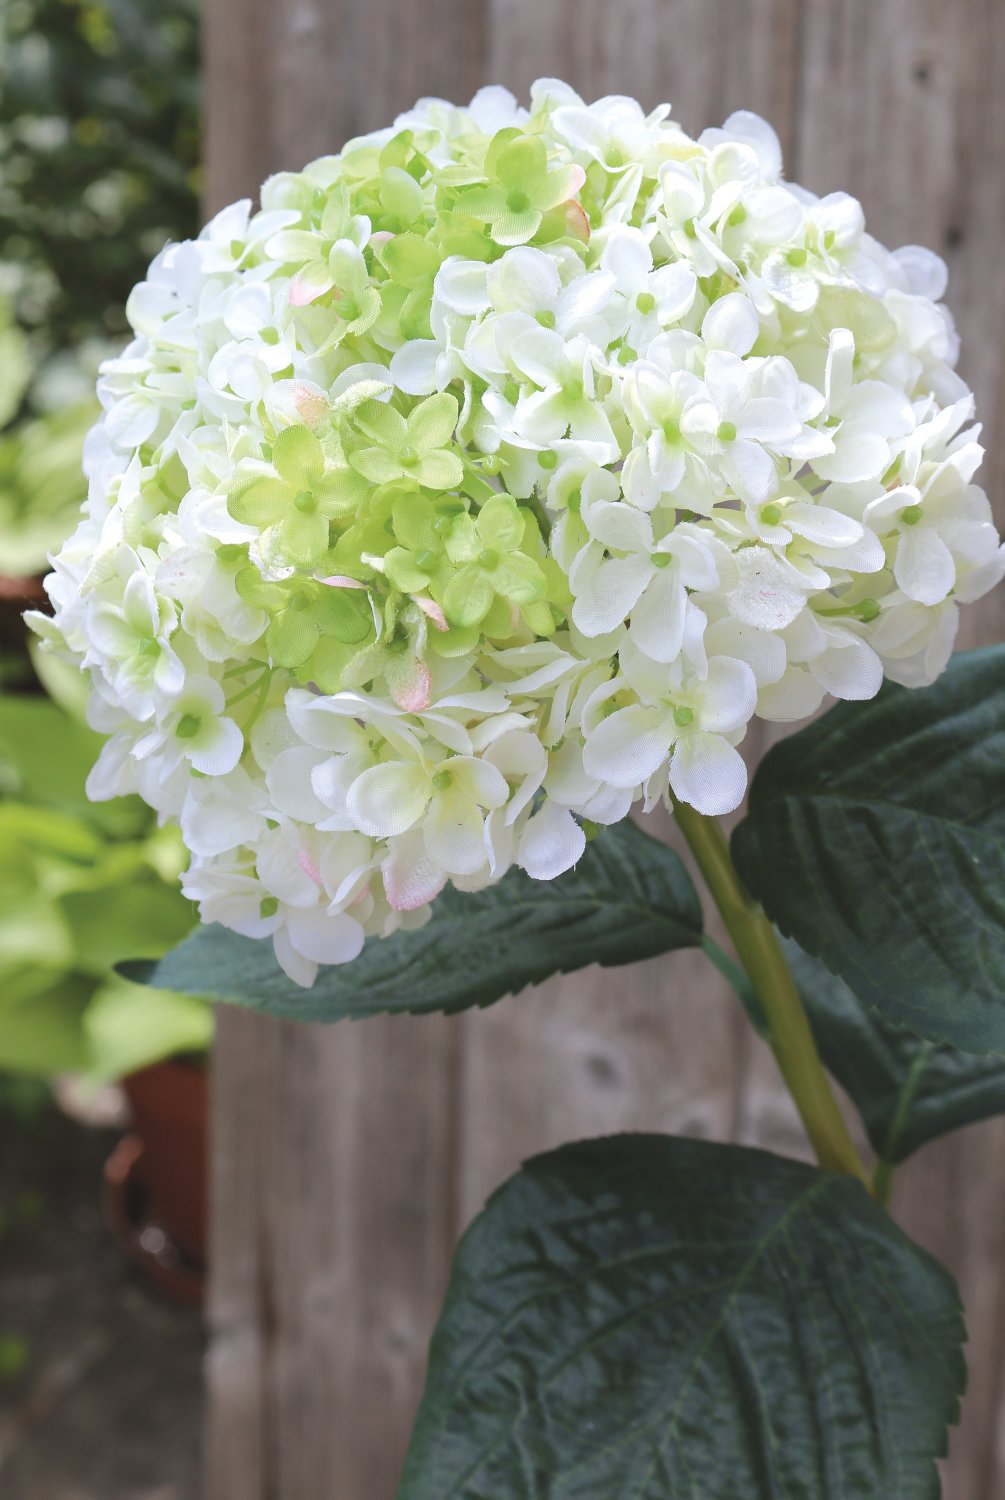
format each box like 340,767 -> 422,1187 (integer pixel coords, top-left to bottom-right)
496,135 -> 547,190
475,496 -> 523,552
382,232 -> 440,290
380,166 -> 424,224
494,553 -> 547,606
491,210 -> 543,247
354,398 -> 407,449
280,511 -> 329,570
350,447 -> 406,485
346,285 -> 382,337
272,425 -> 324,487
391,493 -> 438,551
383,547 -> 431,593
319,185 -> 351,238
316,467 -> 368,517
268,609 -> 319,668
456,186 -> 506,222
414,450 -> 464,491
316,590 -> 372,644
228,476 -> 292,527
443,566 -> 495,628
267,230 -> 323,262
444,512 -> 479,564
407,393 -> 459,453
536,162 -> 586,211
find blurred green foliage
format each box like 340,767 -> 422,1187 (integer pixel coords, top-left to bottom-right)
0,0 -> 200,573
0,0 -> 200,396
0,0 -> 209,1084
0,668 -> 212,1083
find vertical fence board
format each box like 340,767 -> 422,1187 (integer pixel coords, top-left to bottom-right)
202,3 -> 484,1497
791,6 -> 1005,1491
203,1 -> 1005,1493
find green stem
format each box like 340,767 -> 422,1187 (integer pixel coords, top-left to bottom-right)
675,802 -> 870,1187
872,1158 -> 894,1209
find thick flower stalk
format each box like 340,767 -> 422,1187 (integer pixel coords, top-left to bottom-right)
32,81 -> 1004,986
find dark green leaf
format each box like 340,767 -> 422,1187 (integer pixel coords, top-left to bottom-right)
401,1134 -> 965,1500
732,644 -> 1005,1052
787,941 -> 1005,1166
120,819 -> 703,1022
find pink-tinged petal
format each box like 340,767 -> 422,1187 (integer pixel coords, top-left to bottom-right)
318,574 -> 368,589
412,594 -> 449,631
294,384 -> 331,426
289,267 -> 331,307
382,832 -> 446,912
562,199 -> 591,242
297,846 -> 324,886
389,657 -> 433,713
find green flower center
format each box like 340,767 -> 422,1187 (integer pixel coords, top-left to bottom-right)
858,597 -> 881,622
176,712 -> 202,740
137,637 -> 160,657
635,291 -> 656,315
260,896 -> 279,918
400,445 -> 418,465
673,705 -> 694,728
662,416 -> 681,444
760,503 -> 783,526
727,203 -> 747,227
717,420 -> 737,443
787,246 -> 808,267
506,188 -> 530,213
650,551 -> 671,569
431,770 -> 453,791
479,547 -> 499,570
537,450 -> 557,470
900,504 -> 924,526
536,310 -> 556,328
294,490 -> 317,513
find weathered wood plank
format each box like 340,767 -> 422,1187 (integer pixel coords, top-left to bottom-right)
202,2 -> 483,1495
203,0 -> 1005,1492
793,7 -> 1005,1490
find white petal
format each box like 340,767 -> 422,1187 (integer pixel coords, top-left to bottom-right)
517,802 -> 586,881
572,554 -> 652,637
669,732 -> 748,816
895,526 -> 956,605
583,704 -> 672,789
812,637 -> 883,700
189,718 -> 243,776
266,747 -> 329,821
390,340 -> 441,395
286,907 -> 365,966
701,293 -> 759,357
629,569 -> 688,664
698,656 -> 758,734
345,761 -> 430,837
423,794 -> 487,876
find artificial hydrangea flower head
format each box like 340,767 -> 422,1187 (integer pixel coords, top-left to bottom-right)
32,81 -> 1004,986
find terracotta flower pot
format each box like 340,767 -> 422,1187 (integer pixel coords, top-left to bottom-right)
104,1056 -> 209,1304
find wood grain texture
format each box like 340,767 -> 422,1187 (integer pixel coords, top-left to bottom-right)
203,5 -> 482,1496
204,1 -> 1005,1494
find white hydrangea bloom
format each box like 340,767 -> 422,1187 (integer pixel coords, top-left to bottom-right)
31,83 -> 1004,986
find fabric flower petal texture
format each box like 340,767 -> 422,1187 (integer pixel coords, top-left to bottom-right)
32,82 -> 1004,986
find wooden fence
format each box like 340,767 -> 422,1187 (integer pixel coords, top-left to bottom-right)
203,2 -> 1005,1494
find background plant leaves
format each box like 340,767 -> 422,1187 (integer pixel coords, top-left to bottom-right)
731,644 -> 1005,1053
400,1133 -> 965,1500
121,818 -> 703,1022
